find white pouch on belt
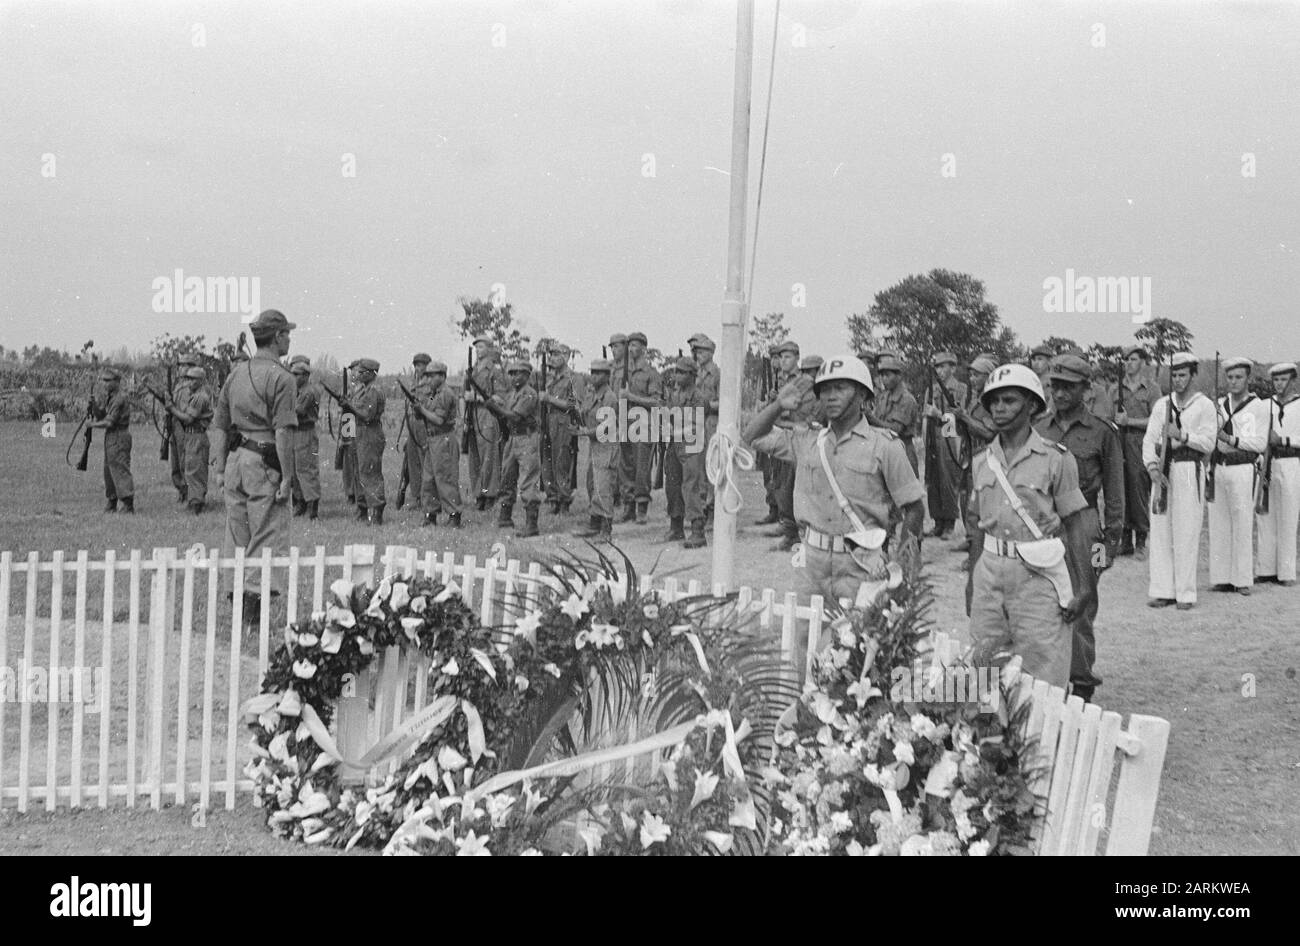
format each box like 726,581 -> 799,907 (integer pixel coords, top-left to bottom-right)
816,431 -> 889,581
985,451 -> 1074,608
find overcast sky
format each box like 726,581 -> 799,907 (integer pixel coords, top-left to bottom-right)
2,0 -> 1296,369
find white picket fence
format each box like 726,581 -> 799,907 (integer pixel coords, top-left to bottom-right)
0,543 -> 1170,855
0,544 -> 826,817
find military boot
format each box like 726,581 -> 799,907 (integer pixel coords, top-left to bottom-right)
189,501 -> 204,516
104,498 -> 117,513
683,517 -> 706,549
756,507 -> 779,526
307,500 -> 319,520
521,502 -> 541,538
573,515 -> 602,538
559,500 -> 572,515
120,496 -> 135,514
448,512 -> 463,529
635,500 -> 649,524
422,511 -> 438,527
549,499 -> 561,515
597,516 -> 613,541
620,500 -> 637,523
369,504 -> 385,526
355,504 -> 368,522
664,516 -> 685,541
292,497 -> 307,517
497,500 -> 515,528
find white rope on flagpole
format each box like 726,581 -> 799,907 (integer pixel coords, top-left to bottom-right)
706,429 -> 755,515
746,0 -> 782,307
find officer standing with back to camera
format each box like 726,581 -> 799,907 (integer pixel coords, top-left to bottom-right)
170,353 -> 199,502
966,364 -> 1095,690
744,354 -> 925,607
401,352 -> 432,510
343,358 -> 386,525
923,351 -> 967,539
467,336 -> 508,511
165,365 -> 214,515
1036,353 -> 1125,703
573,358 -> 620,541
211,309 -> 297,619
90,366 -> 135,513
288,355 -> 321,520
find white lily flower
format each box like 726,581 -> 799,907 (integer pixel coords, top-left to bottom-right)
440,657 -> 459,676
642,602 -> 659,620
296,631 -> 319,648
639,811 -> 672,848
846,678 -> 881,709
432,583 -> 461,604
560,593 -> 589,621
690,771 -> 720,810
892,740 -> 915,765
542,663 -> 561,678
437,746 -> 468,771
292,658 -> 317,679
967,839 -> 991,856
923,750 -> 961,798
484,793 -> 515,828
388,582 -> 410,611
702,831 -> 734,853
269,731 -> 292,763
729,794 -> 758,830
374,578 -> 392,604
514,674 -> 529,692
642,629 -> 654,647
357,636 -> 374,655
400,616 -> 424,641
326,605 -> 356,629
354,800 -> 374,826
329,578 -> 353,606
409,595 -> 427,614
258,708 -> 282,732
513,611 -> 543,646
320,627 -> 344,655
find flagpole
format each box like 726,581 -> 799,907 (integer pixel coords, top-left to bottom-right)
710,0 -> 755,591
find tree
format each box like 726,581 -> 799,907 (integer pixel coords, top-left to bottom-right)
1133,318 -> 1193,366
1039,336 -> 1079,355
456,296 -> 530,363
747,311 -> 789,356
847,270 -> 1014,383
1085,343 -> 1127,382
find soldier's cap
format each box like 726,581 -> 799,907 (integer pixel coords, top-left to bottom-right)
354,358 -> 380,372
249,309 -> 296,335
1030,344 -> 1054,358
1269,361 -> 1297,376
507,360 -> 532,374
875,353 -> 903,373
472,334 -> 493,346
288,354 -> 311,366
609,333 -> 628,346
589,358 -> 613,373
969,356 -> 998,375
545,342 -> 569,356
673,356 -> 697,374
772,341 -> 800,357
627,331 -> 648,345
1047,354 -> 1092,384
932,351 -> 957,367
423,361 -> 448,375
412,352 -> 432,365
99,367 -> 121,380
1123,345 -> 1148,360
799,354 -> 825,372
1171,352 -> 1198,370
289,361 -> 311,375
177,353 -> 199,366
184,366 -> 207,380
1222,356 -> 1253,373
689,334 -> 716,352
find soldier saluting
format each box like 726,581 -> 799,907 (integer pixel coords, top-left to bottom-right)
211,309 -> 297,619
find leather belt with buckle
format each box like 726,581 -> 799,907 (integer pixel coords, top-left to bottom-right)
802,527 -> 848,552
983,534 -> 1021,557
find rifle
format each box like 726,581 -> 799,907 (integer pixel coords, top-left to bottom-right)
461,347 -> 476,454
1206,351 -> 1220,503
332,366 -> 350,470
652,349 -> 683,490
928,363 -> 970,470
395,379 -> 422,508
1256,395 -> 1274,515
161,362 -> 174,462
539,344 -> 552,486
67,399 -> 96,471
1153,351 -> 1175,515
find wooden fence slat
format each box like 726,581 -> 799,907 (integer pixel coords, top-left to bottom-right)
287,546 -> 300,628
258,548 -> 273,675
16,553 -> 37,812
1104,716 -> 1171,856
1058,702 -> 1102,856
226,549 -> 245,810
480,556 -> 497,627
336,545 -> 376,786
805,595 -> 824,684
174,554 -> 196,806
780,591 -> 798,682
1041,695 -> 1084,855
125,550 -> 141,808
199,549 -> 219,816
70,550 -> 88,809
1079,710 -> 1123,855
46,550 -> 63,811
0,553 -> 11,809
311,545 -> 326,614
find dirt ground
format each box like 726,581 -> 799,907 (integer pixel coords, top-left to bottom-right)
1,421 -> 1297,855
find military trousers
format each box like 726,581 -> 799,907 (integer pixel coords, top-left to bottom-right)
500,431 -> 545,505
540,420 -> 574,505
773,459 -> 796,530
1208,462 -> 1256,588
102,428 -> 134,500
665,441 -> 707,522
1069,507 -> 1104,689
223,446 -> 288,597
1121,429 -> 1151,539
970,552 -> 1071,689
587,439 -> 620,519
1148,460 -> 1204,604
291,426 -> 321,503
169,418 -> 185,492
182,427 -> 210,505
1257,457 -> 1300,582
619,438 -> 653,505
355,426 -> 386,508
924,426 -> 962,525
339,440 -> 358,502
403,428 -> 426,507
421,430 -> 461,516
472,410 -> 503,501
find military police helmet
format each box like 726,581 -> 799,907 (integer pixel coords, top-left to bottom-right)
814,354 -> 874,396
981,363 -> 1046,413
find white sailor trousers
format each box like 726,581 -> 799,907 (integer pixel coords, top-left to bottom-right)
1148,460 -> 1204,603
1257,457 -> 1300,582
1207,463 -> 1255,588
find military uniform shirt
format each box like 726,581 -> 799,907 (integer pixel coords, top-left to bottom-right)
962,388 -> 996,452
350,380 -> 385,428
545,366 -> 576,429
1114,375 -> 1163,432
625,357 -> 664,401
581,384 -> 620,431
421,385 -> 458,433
294,384 -> 319,428
1215,394 -> 1267,459
1036,411 -> 1124,508
499,385 -> 540,433
101,390 -> 132,430
183,386 -> 214,429
752,418 -> 924,534
1264,394 -> 1300,447
696,362 -> 721,418
214,350 -> 296,435
472,359 -> 508,401
972,432 -> 1088,541
667,383 -> 709,441
872,385 -> 919,439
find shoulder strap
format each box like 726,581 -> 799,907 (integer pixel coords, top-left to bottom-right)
816,430 -> 872,536
985,450 -> 1045,540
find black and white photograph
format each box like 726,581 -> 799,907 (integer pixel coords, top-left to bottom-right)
0,0 -> 1294,887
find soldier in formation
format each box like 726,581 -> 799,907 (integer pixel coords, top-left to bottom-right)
413,360 -> 462,528
288,355 -> 320,520
1257,362 -> 1300,586
90,367 -> 135,513
164,365 -> 214,515
1113,346 -> 1161,558
400,352 -> 432,510
1206,356 -> 1266,594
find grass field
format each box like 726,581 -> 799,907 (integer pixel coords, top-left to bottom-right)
2,420 -> 1298,856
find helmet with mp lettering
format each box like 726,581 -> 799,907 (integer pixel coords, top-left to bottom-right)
980,363 -> 1046,414
813,353 -> 874,397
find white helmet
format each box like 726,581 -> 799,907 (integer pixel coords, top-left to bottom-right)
814,353 -> 874,395
980,363 -> 1046,413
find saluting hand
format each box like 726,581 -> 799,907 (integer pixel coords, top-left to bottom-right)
776,375 -> 813,412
